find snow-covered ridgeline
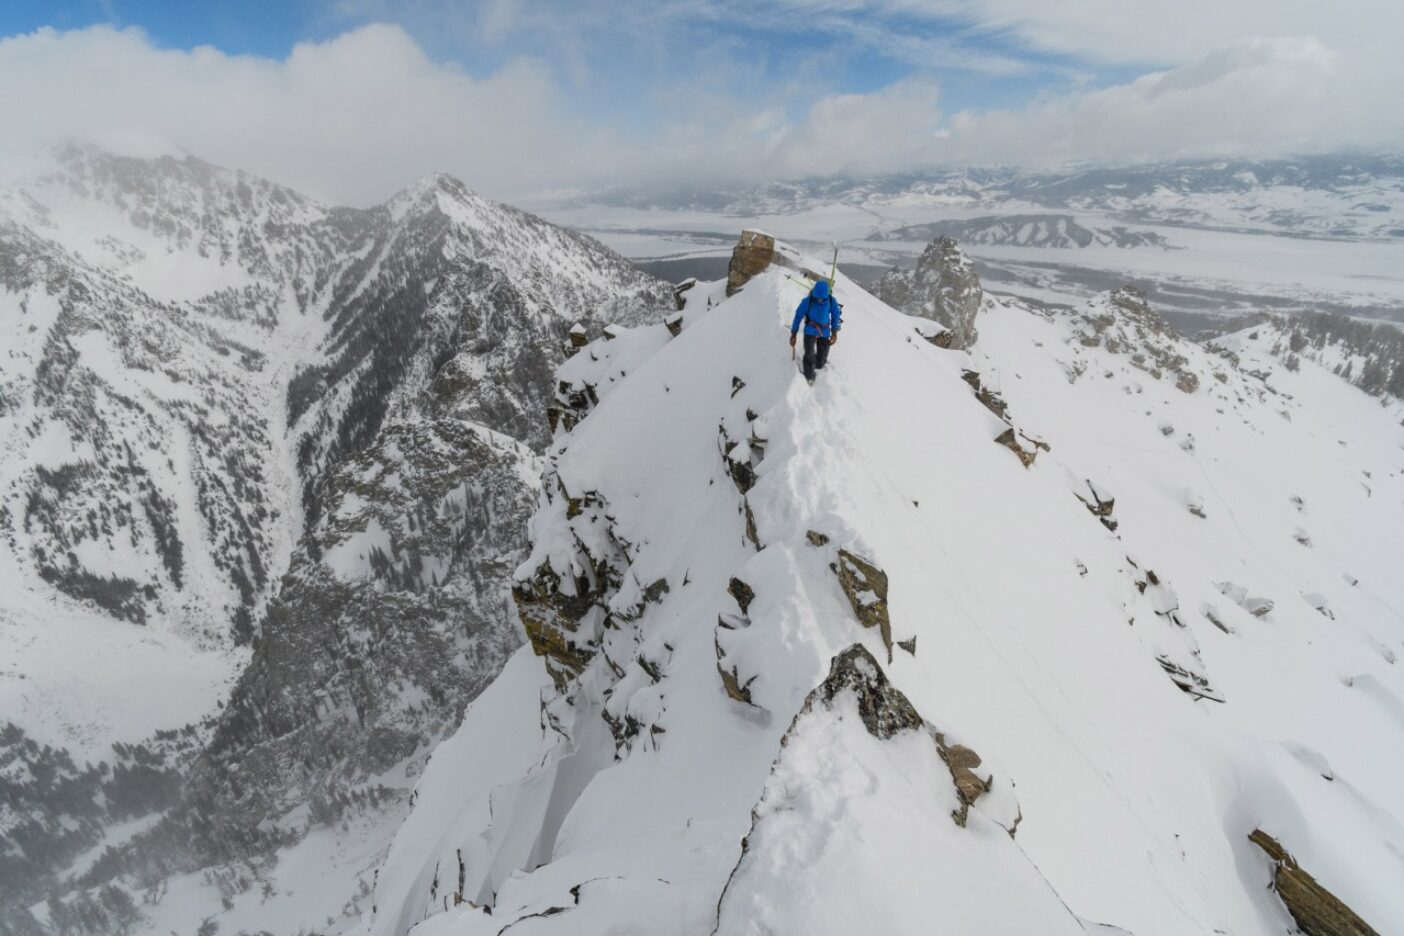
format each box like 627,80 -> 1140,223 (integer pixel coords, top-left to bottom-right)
364,245 -> 1403,935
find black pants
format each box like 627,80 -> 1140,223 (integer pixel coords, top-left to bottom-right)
802,333 -> 831,380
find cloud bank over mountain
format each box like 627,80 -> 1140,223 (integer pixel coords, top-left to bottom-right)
1,9 -> 1400,203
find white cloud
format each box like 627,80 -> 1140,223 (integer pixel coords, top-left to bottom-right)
0,23 -> 617,204
673,35 -> 1404,179
941,36 -> 1404,167
0,22 -> 1399,207
773,80 -> 950,178
775,0 -> 1404,67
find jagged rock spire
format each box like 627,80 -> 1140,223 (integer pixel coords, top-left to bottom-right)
874,235 -> 983,348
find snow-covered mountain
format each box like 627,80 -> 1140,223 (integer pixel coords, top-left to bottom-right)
0,145 -> 672,931
361,237 -> 1403,935
539,153 -> 1404,330
868,214 -> 1171,249
575,155 -> 1404,241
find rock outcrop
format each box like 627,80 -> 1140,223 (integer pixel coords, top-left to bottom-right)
714,646 -> 1031,932
1249,830 -> 1379,936
1073,287 -> 1200,393
726,230 -> 777,296
834,549 -> 893,659
806,644 -> 922,740
873,235 -> 983,348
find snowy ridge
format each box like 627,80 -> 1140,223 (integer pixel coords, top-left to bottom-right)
364,243 -> 1403,935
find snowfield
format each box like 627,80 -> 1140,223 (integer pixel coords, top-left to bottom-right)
362,245 -> 1403,935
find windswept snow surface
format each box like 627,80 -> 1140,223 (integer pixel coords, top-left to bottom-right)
364,251 -> 1404,934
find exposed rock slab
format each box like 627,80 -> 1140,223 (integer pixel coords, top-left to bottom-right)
834,549 -> 893,658
1249,830 -> 1379,936
725,230 -> 776,296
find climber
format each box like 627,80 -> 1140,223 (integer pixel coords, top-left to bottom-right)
789,279 -> 842,384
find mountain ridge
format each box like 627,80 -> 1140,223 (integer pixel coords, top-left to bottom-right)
360,238 -> 1404,936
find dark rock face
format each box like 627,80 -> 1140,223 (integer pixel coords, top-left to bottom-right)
188,406 -> 535,845
725,230 -> 776,296
937,733 -> 992,827
792,645 -> 997,829
513,482 -> 630,694
672,278 -> 697,311
807,644 -> 922,740
995,428 -> 1039,467
834,550 -> 893,659
715,614 -> 757,706
515,562 -> 602,692
727,577 -> 756,615
873,236 -> 983,349
962,369 -> 1009,420
1249,830 -> 1380,936
1076,480 -> 1118,531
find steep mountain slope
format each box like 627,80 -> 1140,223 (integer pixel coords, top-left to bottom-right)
362,242 -> 1403,935
0,145 -> 673,930
1,143 -> 669,648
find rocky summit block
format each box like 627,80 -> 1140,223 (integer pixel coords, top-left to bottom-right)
726,230 -> 777,296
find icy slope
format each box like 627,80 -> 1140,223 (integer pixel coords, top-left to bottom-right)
363,252 -> 1402,935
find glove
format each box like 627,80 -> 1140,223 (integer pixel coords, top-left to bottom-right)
829,332 -> 839,346
789,332 -> 797,347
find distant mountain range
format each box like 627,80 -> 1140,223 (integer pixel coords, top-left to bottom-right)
573,154 -> 1404,240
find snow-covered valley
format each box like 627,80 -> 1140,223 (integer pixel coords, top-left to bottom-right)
535,156 -> 1404,330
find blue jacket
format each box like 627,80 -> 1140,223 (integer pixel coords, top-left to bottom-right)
791,280 -> 842,338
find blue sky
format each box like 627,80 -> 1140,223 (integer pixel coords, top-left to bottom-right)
1,1 -> 1400,202
0,1 -> 1137,129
